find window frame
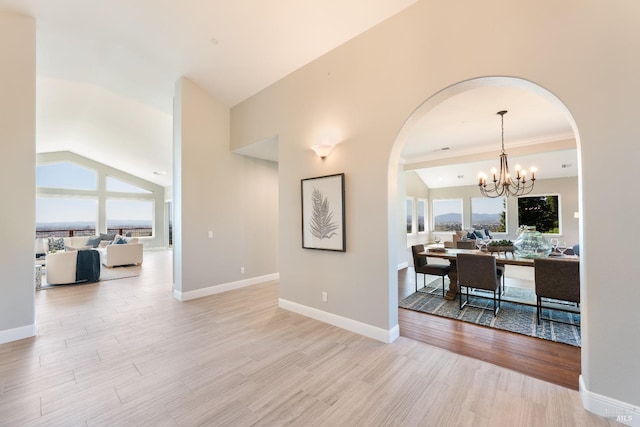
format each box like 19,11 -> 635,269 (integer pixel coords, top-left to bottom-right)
517,193 -> 561,235
471,196 -> 507,234
406,197 -> 415,235
416,198 -> 427,234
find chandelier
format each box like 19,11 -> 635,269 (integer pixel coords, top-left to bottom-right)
478,110 -> 536,198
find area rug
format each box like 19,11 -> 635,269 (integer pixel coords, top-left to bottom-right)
400,281 -> 581,347
40,265 -> 141,289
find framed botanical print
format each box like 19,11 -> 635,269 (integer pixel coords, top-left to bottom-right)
301,173 -> 346,251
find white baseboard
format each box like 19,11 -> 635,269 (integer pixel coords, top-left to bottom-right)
174,273 -> 280,301
279,298 -> 400,344
397,261 -> 409,271
580,375 -> 640,426
0,323 -> 36,345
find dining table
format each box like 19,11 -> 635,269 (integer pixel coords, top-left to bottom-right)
418,247 -> 579,301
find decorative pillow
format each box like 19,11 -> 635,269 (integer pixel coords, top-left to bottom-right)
473,230 -> 484,239
47,237 -> 66,251
86,236 -> 102,248
465,231 -> 477,240
113,237 -> 128,245
98,241 -> 110,248
99,232 -> 117,241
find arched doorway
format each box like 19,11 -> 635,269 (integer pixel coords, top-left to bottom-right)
388,76 -> 583,351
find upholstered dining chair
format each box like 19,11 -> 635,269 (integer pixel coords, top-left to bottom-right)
457,253 -> 502,316
534,258 -> 580,325
411,244 -> 450,297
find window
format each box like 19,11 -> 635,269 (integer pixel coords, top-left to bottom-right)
107,176 -> 152,194
406,198 -> 414,234
471,197 -> 506,233
433,199 -> 462,232
36,197 -> 97,237
417,199 -> 427,233
107,199 -> 154,237
517,194 -> 560,234
36,162 -> 97,190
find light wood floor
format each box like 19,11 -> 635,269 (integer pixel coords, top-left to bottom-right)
0,250 -> 618,426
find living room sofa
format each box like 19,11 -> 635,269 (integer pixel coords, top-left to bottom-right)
45,249 -> 101,285
36,234 -> 143,269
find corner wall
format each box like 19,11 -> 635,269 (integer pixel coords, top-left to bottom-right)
173,78 -> 278,300
0,13 -> 36,344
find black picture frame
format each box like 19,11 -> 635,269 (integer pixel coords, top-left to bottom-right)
301,173 -> 346,251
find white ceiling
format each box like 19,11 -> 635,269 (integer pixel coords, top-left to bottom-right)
1,0 -> 420,186
401,85 -> 577,189
1,1 -> 578,189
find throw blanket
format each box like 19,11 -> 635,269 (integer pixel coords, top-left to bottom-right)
76,249 -> 101,283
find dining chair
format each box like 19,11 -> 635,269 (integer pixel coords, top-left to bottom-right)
411,244 -> 450,297
534,258 -> 580,325
457,253 -> 502,316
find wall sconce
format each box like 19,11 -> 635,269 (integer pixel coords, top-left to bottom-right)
311,143 -> 335,159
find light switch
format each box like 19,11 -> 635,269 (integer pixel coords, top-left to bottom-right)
208,231 -> 213,239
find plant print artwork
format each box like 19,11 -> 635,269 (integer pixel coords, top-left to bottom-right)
309,188 -> 339,239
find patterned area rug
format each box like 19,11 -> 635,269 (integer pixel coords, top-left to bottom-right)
400,282 -> 581,347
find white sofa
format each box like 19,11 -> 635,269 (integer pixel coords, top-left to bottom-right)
44,248 -> 102,285
45,250 -> 79,285
36,235 -> 143,269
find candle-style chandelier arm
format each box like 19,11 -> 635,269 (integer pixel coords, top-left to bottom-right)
478,169 -> 536,197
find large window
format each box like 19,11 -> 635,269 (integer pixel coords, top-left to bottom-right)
406,198 -> 414,234
433,199 -> 462,232
517,194 -> 560,234
36,162 -> 96,191
107,176 -> 152,194
36,197 -> 97,237
36,154 -> 161,243
417,199 -> 427,233
472,197 -> 506,233
107,199 -> 154,237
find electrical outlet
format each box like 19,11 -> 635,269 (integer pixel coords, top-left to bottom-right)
321,291 -> 328,302
240,267 -> 245,274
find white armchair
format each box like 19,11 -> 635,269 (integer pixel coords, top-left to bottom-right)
45,251 -> 78,285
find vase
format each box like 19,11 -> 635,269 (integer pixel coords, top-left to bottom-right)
513,226 -> 552,258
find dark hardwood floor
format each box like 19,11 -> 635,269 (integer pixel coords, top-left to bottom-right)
397,267 -> 581,390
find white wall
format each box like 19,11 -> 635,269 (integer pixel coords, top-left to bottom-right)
0,13 -> 36,344
231,0 -> 640,417
173,78 -> 278,300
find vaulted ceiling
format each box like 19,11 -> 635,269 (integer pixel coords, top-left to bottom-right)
1,0 -> 420,186
1,1 -> 576,189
